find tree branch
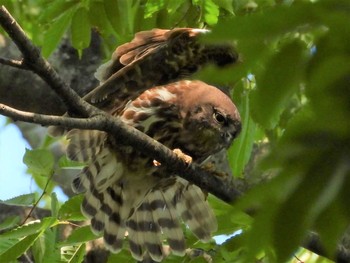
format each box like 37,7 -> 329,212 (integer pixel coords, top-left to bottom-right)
0,57 -> 28,69
0,103 -> 242,203
0,5 -> 242,203
0,5 -> 95,117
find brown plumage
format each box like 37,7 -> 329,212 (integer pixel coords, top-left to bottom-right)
61,28 -> 241,261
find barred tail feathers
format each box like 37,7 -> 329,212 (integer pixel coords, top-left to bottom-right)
174,178 -> 218,241
150,190 -> 186,256
126,177 -> 217,261
103,184 -> 127,253
127,194 -> 164,262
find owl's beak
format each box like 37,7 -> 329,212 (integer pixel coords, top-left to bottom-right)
223,122 -> 241,145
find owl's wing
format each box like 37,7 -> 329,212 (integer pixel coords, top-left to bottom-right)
95,28 -> 175,83
84,28 -> 238,111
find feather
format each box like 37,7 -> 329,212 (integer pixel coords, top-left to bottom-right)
175,178 -> 217,241
103,184 -> 126,253
150,190 -> 185,256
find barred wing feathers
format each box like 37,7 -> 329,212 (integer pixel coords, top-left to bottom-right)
66,127 -> 217,261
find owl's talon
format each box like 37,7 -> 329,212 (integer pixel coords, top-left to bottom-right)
153,149 -> 192,167
173,148 -> 193,165
153,160 -> 162,167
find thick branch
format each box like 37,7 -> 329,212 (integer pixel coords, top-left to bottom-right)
0,103 -> 242,203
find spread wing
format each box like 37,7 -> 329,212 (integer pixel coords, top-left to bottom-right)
84,28 -> 238,113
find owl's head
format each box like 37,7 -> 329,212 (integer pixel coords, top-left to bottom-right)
177,80 -> 241,160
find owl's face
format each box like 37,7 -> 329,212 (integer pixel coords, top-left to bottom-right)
176,83 -> 241,161
180,103 -> 241,161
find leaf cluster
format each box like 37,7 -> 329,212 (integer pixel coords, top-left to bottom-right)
1,0 -> 349,262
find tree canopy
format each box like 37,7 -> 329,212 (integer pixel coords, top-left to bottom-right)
0,0 -> 349,262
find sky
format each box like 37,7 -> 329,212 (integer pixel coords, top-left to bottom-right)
0,116 -> 34,200
0,116 -> 67,202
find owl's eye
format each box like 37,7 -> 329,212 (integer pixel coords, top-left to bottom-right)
213,111 -> 226,124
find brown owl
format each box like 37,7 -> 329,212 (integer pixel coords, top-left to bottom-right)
63,28 -> 241,261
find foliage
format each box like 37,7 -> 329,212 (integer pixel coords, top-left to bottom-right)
1,0 -> 349,262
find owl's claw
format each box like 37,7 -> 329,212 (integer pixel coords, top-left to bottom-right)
153,148 -> 192,167
173,148 -> 193,165
153,159 -> 162,167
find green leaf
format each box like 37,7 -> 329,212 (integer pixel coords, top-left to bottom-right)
104,0 -> 137,37
294,247 -> 334,263
23,148 -> 54,176
39,0 -> 78,23
271,147 -> 346,261
69,243 -> 85,263
61,244 -> 86,263
58,155 -> 84,169
104,0 -> 120,34
88,1 -> 115,37
0,193 -> 36,206
166,0 -> 184,15
144,0 -> 166,18
107,249 -> 138,262
58,195 -> 85,221
209,196 -> 252,237
51,192 -> 59,218
59,225 -> 97,247
0,216 -> 20,231
228,87 -> 260,177
32,227 -> 60,263
203,0 -> 220,25
314,201 -> 348,257
250,40 -> 307,129
0,238 -> 18,257
0,232 -> 42,262
213,0 -> 234,14
42,9 -> 74,57
209,2 -> 321,41
0,217 -> 58,240
71,7 -> 91,56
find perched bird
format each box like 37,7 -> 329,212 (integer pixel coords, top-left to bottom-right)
59,28 -> 241,261
67,80 -> 241,261
49,28 -> 238,135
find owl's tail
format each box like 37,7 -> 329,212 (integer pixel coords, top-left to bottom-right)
66,129 -> 217,262
126,177 -> 218,262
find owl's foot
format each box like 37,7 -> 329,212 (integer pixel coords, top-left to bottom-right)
153,148 -> 192,167
173,148 -> 193,165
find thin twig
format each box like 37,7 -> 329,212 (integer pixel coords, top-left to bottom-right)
0,57 -> 28,69
21,173 -> 54,225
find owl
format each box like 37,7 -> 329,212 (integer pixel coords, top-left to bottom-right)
63,28 -> 241,261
